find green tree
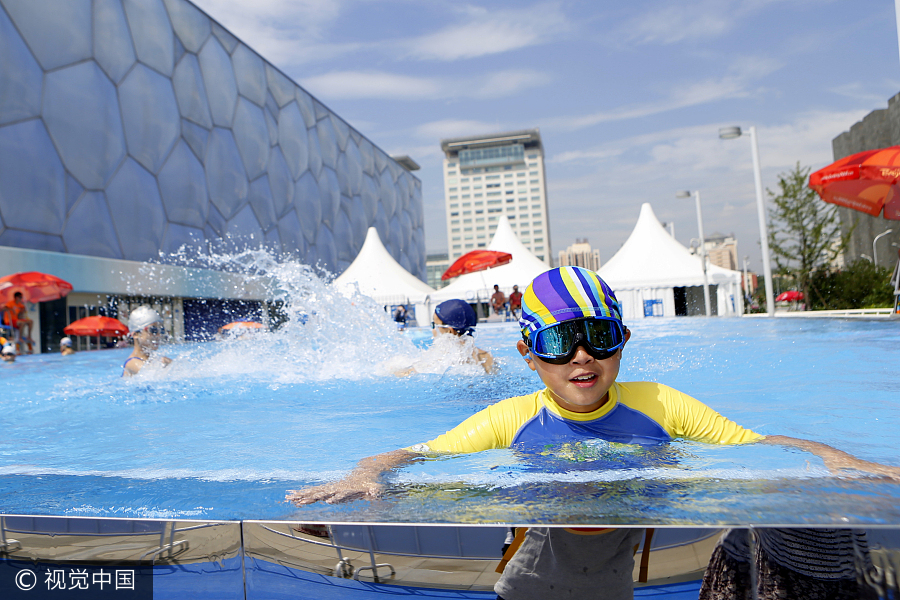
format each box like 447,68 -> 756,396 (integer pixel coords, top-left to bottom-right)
808,259 -> 893,310
766,162 -> 851,309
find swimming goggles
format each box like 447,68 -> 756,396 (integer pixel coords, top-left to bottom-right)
525,317 -> 626,364
143,325 -> 165,335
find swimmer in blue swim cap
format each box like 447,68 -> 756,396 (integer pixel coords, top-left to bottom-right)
395,299 -> 494,376
289,267 -> 900,500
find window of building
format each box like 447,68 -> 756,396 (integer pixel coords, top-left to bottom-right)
474,193 -> 483,198
463,218 -> 472,224
461,186 -> 470,191
462,194 -> 470,199
517,172 -> 525,177
529,180 -> 538,185
488,216 -> 498,222
508,214 -> 516,220
449,195 -> 457,200
451,228 -> 460,233
487,191 -> 501,197
527,153 -> 537,159
452,236 -> 460,241
488,207 -> 502,213
465,243 -> 474,248
464,226 -> 472,232
527,162 -> 537,167
505,173 -> 513,178
462,202 -> 471,207
534,238 -> 543,243
450,212 -> 459,217
532,212 -> 542,218
506,191 -> 514,195
448,162 -> 457,167
461,177 -> 469,183
531,188 -> 539,192
478,242 -> 486,247
506,198 -> 515,203
534,229 -> 542,234
486,174 -> 501,180
475,209 -> 484,214
449,203 -> 458,209
452,244 -> 461,249
486,183 -> 500,188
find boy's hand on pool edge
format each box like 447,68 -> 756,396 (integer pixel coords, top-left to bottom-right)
286,449 -> 420,506
763,435 -> 900,481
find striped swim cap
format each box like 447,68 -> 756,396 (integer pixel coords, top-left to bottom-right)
519,267 -> 622,337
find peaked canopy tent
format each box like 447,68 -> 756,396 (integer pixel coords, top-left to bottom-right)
333,227 -> 435,325
598,204 -> 744,319
430,216 -> 551,310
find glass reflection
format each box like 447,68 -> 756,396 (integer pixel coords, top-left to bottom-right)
2,517 -> 897,599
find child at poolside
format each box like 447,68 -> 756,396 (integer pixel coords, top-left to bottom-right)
288,267 -> 900,598
122,306 -> 172,376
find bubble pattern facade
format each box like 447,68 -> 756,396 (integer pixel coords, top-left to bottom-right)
0,0 -> 425,278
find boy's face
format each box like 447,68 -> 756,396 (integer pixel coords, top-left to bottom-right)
516,326 -> 630,413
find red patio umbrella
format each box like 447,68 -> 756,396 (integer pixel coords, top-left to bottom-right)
64,316 -> 129,337
776,291 -> 804,302
808,146 -> 900,219
441,250 -> 513,280
0,271 -> 73,304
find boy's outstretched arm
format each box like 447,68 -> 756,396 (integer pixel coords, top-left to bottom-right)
286,449 -> 420,505
762,435 -> 900,480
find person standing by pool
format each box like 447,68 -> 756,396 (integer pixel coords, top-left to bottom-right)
491,284 -> 507,315
508,285 -> 523,319
3,291 -> 34,354
395,299 -> 494,375
288,267 -> 900,598
122,306 -> 171,376
60,337 -> 75,356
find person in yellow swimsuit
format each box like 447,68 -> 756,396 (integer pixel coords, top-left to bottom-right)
287,266 -> 900,600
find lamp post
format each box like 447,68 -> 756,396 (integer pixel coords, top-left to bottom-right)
676,190 -> 712,317
719,126 -> 775,316
873,229 -> 894,266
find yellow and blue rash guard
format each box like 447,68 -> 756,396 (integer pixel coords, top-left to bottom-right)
414,382 -> 762,453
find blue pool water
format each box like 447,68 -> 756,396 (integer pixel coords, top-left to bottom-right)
3,291 -> 900,526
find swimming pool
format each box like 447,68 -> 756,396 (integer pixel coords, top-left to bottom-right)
2,268 -> 900,524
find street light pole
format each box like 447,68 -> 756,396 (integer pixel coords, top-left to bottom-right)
719,126 -> 776,316
676,190 -> 712,316
873,229 -> 894,266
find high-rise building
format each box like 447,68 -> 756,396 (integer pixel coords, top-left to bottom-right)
558,239 -> 601,271
441,129 -> 551,265
703,233 -> 739,271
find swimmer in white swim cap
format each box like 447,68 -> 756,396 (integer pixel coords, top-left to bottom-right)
60,337 -> 75,356
123,306 -> 171,376
1,342 -> 16,363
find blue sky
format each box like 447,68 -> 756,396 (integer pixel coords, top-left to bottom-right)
195,0 -> 900,272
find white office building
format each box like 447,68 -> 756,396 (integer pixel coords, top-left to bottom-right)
441,129 -> 552,265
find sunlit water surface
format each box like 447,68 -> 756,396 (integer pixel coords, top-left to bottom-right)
2,259 -> 899,525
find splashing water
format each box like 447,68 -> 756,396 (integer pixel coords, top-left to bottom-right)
134,247 -> 489,383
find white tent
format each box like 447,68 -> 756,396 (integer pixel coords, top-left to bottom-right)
333,227 -> 435,324
598,203 -> 744,319
431,216 -> 551,308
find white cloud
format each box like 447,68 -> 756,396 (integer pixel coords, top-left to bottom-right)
546,56 -> 781,131
415,119 -> 501,141
405,3 -> 569,60
620,1 -> 735,46
301,68 -> 550,100
192,0 -> 359,66
301,71 -> 443,100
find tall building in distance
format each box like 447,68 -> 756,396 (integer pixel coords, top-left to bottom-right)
701,233 -> 739,271
558,239 -> 601,271
441,129 -> 552,265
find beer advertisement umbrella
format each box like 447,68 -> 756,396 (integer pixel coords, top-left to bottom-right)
808,146 -> 900,220
0,271 -> 73,304
441,250 -> 513,280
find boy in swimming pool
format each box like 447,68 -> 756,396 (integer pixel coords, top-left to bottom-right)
288,267 -> 900,596
396,299 -> 494,376
122,306 -> 172,376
